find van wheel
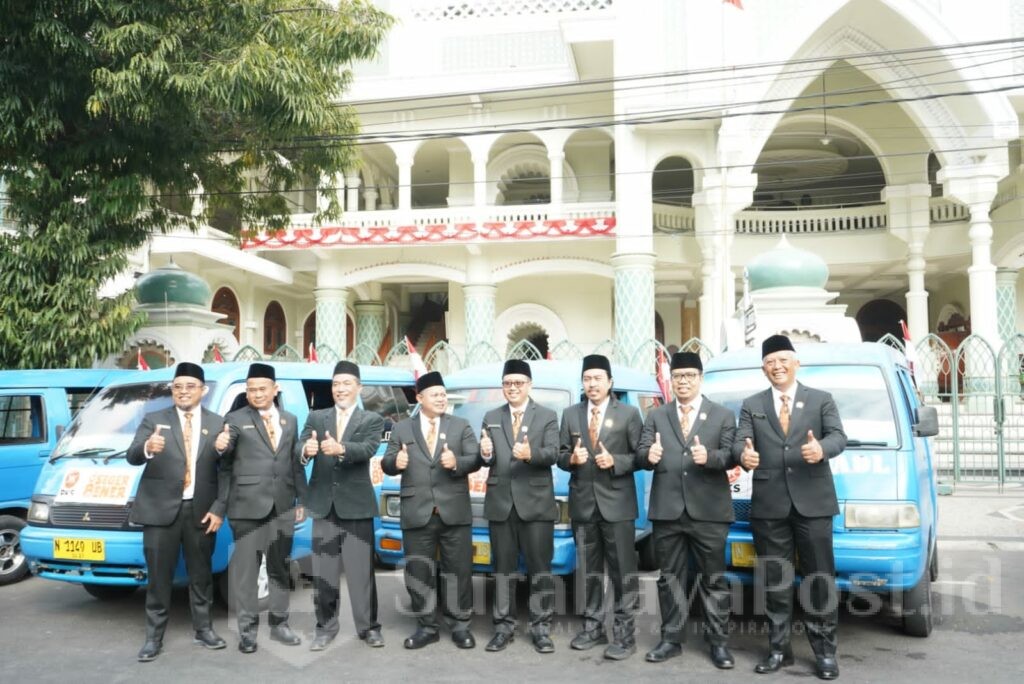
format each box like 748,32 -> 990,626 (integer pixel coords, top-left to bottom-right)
0,515 -> 29,585
901,567 -> 933,637
216,556 -> 271,612
929,544 -> 939,582
83,584 -> 137,600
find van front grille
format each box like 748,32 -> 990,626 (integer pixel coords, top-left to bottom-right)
50,504 -> 129,529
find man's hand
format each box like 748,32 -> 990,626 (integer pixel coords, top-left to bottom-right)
801,429 -> 824,463
214,424 -> 231,452
201,512 -> 222,535
570,437 -> 589,465
512,434 -> 531,461
395,444 -> 409,471
648,432 -> 663,465
480,428 -> 493,458
440,442 -> 457,470
147,425 -> 166,454
303,430 -> 320,457
321,430 -> 344,458
691,435 -> 708,466
595,441 -> 614,470
741,437 -> 760,469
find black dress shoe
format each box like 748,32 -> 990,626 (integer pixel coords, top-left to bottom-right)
569,629 -> 607,651
532,634 -> 555,654
710,645 -> 735,669
238,636 -> 258,654
310,634 -> 334,652
645,640 -> 682,663
452,630 -> 476,649
403,628 -> 440,650
193,628 -> 227,650
603,641 -> 636,660
361,628 -> 385,648
815,655 -> 840,680
485,632 -> 513,652
270,624 -> 302,646
137,640 -> 161,662
754,650 -> 795,674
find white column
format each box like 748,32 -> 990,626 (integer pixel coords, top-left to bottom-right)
362,187 -> 378,212
396,151 -> 413,212
548,151 -> 565,207
996,268 -> 1019,341
345,173 -> 361,212
471,150 -> 488,208
883,184 -> 932,343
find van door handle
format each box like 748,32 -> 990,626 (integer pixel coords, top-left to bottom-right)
38,450 -> 51,458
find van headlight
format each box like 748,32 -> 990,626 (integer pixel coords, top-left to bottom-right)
380,494 -> 401,519
845,502 -> 920,529
554,497 -> 571,529
28,501 -> 51,523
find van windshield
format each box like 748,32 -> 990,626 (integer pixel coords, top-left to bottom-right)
449,388 -> 573,430
702,365 -> 898,448
51,381 -> 218,459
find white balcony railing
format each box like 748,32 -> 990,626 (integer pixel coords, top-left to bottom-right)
930,197 -> 971,223
734,204 -> 889,235
653,204 -> 695,233
410,0 -> 613,21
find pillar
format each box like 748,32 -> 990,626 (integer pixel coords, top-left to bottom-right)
345,173 -> 361,212
612,252 -> 656,369
883,183 -> 932,343
463,284 -> 496,365
996,268 -> 1019,341
354,300 -> 387,361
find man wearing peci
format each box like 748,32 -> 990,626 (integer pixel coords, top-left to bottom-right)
127,362 -> 227,662
637,351 -> 737,669
734,335 -> 847,680
215,362 -> 307,654
299,360 -> 385,651
479,359 -> 560,654
381,371 -> 481,650
557,354 -> 644,660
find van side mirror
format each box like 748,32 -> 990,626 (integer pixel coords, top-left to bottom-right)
913,405 -> 939,437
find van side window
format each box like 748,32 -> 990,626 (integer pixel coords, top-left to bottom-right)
66,389 -> 99,417
0,394 -> 45,443
636,393 -> 664,419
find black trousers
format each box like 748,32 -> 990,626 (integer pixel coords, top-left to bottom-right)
652,512 -> 731,646
489,506 -> 554,636
229,507 -> 296,638
311,512 -> 379,638
142,499 -> 215,642
751,508 -> 838,656
402,514 -> 473,633
572,517 -> 638,643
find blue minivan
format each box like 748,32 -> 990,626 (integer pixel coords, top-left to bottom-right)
374,359 -> 665,574
0,369 -> 128,585
702,342 -> 940,637
22,362 -> 415,600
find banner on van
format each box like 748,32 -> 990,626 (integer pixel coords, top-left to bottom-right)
54,467 -> 136,505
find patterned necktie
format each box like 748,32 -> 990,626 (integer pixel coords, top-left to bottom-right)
263,413 -> 278,450
336,407 -> 349,440
679,404 -> 691,440
183,411 -> 193,490
779,395 -> 791,436
512,410 -> 523,439
588,407 -> 600,447
426,419 -> 437,457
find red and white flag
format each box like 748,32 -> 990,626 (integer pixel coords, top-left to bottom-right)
545,350 -> 554,361
212,345 -> 224,363
899,320 -> 918,383
656,346 -> 672,403
308,342 -> 319,363
404,335 -> 428,378
136,349 -> 150,371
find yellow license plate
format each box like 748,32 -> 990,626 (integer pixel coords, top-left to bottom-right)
53,537 -> 105,561
472,541 -> 491,565
731,542 -> 756,568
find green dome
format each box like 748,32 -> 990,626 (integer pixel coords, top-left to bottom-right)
135,263 -> 211,307
746,235 -> 829,291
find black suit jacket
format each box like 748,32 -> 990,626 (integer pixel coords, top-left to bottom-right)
732,383 -> 847,519
380,414 -> 480,530
480,400 -> 559,522
637,397 -> 736,523
127,406 -> 226,526
219,405 -> 307,520
556,396 -> 642,523
299,406 -> 384,520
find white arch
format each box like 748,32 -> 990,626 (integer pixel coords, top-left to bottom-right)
492,257 -> 615,283
487,144 -> 580,204
494,303 -> 568,351
337,261 -> 468,289
768,112 -> 898,186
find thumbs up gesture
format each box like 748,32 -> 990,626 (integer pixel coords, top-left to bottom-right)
214,424 -> 232,452
147,425 -> 166,454
303,430 -> 320,457
595,441 -> 614,470
801,429 -> 823,463
395,443 -> 409,471
570,437 -> 589,465
440,442 -> 456,470
741,437 -> 760,470
480,427 -> 493,458
691,434 -> 708,466
512,432 -> 531,462
322,430 -> 344,457
648,432 -> 663,465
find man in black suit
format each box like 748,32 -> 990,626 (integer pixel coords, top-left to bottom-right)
127,362 -> 227,662
734,335 -> 847,680
557,354 -> 643,660
215,362 -> 307,654
637,352 -> 736,669
299,360 -> 385,651
479,359 -> 559,654
380,371 -> 481,650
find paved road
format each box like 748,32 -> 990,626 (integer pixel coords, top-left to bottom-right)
2,485 -> 1022,683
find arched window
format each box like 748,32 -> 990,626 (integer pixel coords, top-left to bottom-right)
211,287 -> 240,341
263,301 -> 287,355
